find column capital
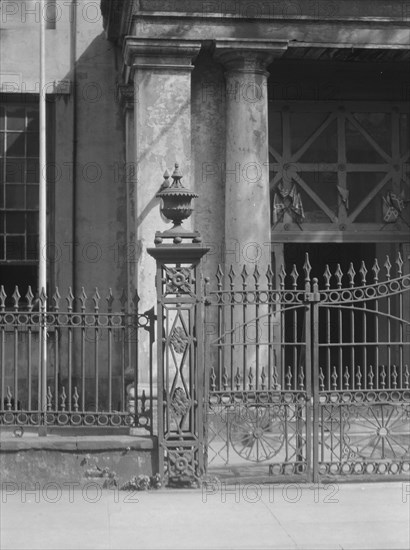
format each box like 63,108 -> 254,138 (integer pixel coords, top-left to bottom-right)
124,38 -> 201,72
214,39 -> 288,75
117,83 -> 135,113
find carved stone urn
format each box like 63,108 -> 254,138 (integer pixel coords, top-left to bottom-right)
156,163 -> 198,232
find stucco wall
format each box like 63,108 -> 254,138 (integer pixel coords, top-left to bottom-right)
1,0 -> 126,298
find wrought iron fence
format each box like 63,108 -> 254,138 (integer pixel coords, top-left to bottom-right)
204,252 -> 410,481
0,286 -> 154,432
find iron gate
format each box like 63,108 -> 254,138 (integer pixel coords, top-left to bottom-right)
204,253 -> 410,482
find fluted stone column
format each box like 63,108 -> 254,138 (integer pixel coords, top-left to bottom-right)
215,41 -> 287,276
124,39 -> 200,386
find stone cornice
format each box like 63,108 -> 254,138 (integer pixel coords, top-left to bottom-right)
214,40 -> 288,74
123,38 -> 202,71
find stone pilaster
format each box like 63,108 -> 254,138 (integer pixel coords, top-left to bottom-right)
123,38 -> 201,313
214,40 -> 287,276
123,39 -> 200,385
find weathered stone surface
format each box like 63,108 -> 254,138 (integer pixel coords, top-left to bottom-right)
0,434 -> 157,488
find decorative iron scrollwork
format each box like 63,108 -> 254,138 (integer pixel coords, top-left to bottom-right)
169,326 -> 188,354
170,387 -> 191,417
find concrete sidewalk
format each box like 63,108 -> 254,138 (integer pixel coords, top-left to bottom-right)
1,482 -> 409,549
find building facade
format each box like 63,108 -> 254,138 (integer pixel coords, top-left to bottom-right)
1,1 -> 409,483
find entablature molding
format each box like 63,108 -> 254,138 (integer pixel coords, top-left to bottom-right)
123,38 -> 202,76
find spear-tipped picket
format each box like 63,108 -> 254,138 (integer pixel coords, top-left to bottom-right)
241,265 -> 249,288
279,264 -> 286,290
39,287 -> 47,310
216,265 -> 224,290
73,387 -> 80,412
234,367 -> 241,390
359,261 -> 368,285
285,365 -> 292,390
356,367 -> 362,390
298,368 -> 305,391
12,286 -> 21,311
323,265 -> 331,290
291,264 -> 299,290
228,265 -> 236,289
91,288 -> 100,312
46,386 -> 53,411
392,365 -> 398,389
335,264 -> 343,289
404,365 -> 409,389
380,365 -> 386,389
372,259 -> 380,283
396,252 -> 403,276
222,367 -> 228,391
131,290 -> 139,313
384,256 -> 392,280
319,368 -> 325,391
247,367 -> 254,390
52,288 -> 61,312
0,286 -> 6,312
26,287 -> 35,312
79,287 -> 88,312
253,265 -> 260,288
59,387 -> 67,411
66,287 -> 75,312
271,364 -> 279,390
303,253 -> 312,291
368,365 -> 374,389
210,367 -> 216,392
343,366 -> 350,390
6,386 -> 12,410
118,288 -> 128,312
260,367 -> 266,390
266,265 -> 274,289
331,366 -> 338,390
106,288 -> 114,312
347,263 -> 356,288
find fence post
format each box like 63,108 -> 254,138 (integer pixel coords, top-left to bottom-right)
147,164 -> 209,486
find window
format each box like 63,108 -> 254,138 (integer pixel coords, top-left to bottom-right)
0,99 -> 40,302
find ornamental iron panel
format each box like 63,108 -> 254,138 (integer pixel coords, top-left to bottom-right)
148,163 -> 210,486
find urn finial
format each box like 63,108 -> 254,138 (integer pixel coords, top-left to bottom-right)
156,163 -> 198,231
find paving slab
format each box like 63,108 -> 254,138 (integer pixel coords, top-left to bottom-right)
1,482 -> 409,549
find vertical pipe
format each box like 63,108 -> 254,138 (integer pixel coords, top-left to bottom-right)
81,324 -> 85,411
28,328 -> 32,410
39,0 -> 48,428
68,326 -> 72,410
13,323 -> 18,411
0,325 -> 4,410
54,328 -> 59,411
95,324 -> 99,411
108,324 -> 112,412
305,302 -> 313,481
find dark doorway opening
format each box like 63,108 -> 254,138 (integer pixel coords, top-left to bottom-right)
283,243 -> 376,289
283,243 -> 377,383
